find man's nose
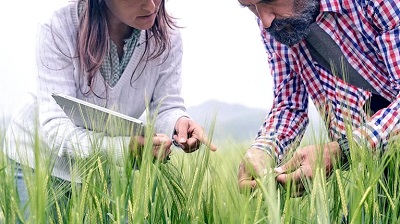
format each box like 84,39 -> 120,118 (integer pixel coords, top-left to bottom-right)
256,6 -> 275,28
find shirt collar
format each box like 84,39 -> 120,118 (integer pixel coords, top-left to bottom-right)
123,29 -> 141,46
319,0 -> 345,14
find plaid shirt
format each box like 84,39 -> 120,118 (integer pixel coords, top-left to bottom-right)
100,30 -> 140,87
253,0 -> 400,159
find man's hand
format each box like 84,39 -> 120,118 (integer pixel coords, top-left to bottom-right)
274,141 -> 341,197
174,117 -> 217,153
238,147 -> 274,193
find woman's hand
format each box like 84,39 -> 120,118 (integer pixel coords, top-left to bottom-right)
173,117 -> 217,153
129,133 -> 172,162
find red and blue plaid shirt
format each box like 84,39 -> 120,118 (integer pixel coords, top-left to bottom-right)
253,0 -> 400,159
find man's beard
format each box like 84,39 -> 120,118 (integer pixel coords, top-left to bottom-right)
266,0 -> 319,46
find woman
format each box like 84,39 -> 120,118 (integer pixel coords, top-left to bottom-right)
4,0 -> 217,211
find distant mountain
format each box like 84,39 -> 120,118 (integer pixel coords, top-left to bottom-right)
187,100 -> 268,142
187,100 -> 327,144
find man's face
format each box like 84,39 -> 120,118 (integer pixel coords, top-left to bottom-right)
239,0 -> 319,46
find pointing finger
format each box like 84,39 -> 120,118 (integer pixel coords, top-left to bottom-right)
197,133 -> 217,151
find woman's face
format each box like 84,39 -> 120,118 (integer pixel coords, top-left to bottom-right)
105,0 -> 162,30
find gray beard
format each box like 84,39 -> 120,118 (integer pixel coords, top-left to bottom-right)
265,0 -> 319,46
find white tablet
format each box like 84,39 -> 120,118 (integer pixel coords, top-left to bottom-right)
52,93 -> 146,136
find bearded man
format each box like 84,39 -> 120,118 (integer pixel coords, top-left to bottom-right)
237,0 -> 398,197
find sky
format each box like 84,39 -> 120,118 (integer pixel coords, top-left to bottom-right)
0,0 -> 273,117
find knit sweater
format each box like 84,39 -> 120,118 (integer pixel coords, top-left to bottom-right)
4,2 -> 188,181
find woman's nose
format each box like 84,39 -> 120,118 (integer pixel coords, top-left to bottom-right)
141,0 -> 156,12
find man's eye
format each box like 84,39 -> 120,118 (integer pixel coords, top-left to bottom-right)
239,3 -> 256,10
260,0 -> 274,3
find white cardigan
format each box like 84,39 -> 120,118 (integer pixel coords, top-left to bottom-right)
4,2 -> 188,181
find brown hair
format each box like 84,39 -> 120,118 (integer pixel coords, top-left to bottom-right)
76,0 -> 177,94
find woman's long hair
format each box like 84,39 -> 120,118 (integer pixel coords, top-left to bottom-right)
76,0 -> 177,94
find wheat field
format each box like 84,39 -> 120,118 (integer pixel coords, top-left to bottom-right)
0,120 -> 399,224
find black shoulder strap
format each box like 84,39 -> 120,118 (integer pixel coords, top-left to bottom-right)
305,22 -> 390,113
305,23 -> 378,94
